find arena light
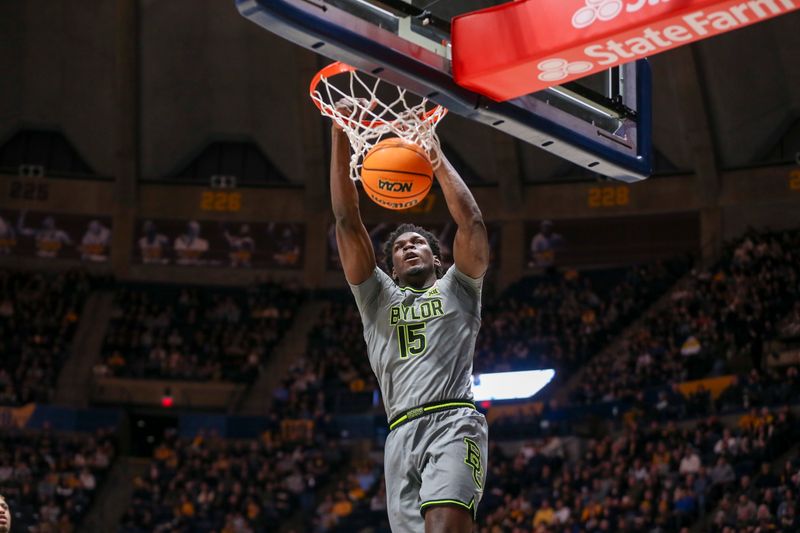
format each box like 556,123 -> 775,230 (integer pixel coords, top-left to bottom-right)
471,369 -> 556,402
160,388 -> 174,408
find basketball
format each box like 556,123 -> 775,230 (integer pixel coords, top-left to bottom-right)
360,138 -> 433,211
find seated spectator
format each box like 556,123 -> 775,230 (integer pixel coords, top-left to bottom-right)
679,447 -> 702,475
533,499 -> 555,527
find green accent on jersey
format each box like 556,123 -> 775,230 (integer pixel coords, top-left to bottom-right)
399,285 -> 429,293
389,299 -> 444,325
463,437 -> 483,489
389,401 -> 476,430
420,497 -> 477,519
396,322 -> 427,359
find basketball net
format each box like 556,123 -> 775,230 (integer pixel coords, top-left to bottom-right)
310,62 -> 447,182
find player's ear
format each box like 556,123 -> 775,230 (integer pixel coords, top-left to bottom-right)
433,256 -> 441,268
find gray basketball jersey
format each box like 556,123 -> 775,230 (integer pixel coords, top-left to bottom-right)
349,265 -> 483,421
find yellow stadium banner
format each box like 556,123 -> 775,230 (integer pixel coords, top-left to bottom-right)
677,375 -> 736,400
485,401 -> 544,425
0,403 -> 37,428
281,419 -> 314,444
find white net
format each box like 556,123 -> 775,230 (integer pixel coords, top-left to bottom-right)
311,63 -> 447,181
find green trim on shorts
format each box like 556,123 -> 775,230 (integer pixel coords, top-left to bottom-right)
388,400 -> 476,431
420,497 -> 477,520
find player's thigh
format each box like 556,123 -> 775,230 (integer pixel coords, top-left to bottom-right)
418,411 -> 488,519
385,429 -> 426,533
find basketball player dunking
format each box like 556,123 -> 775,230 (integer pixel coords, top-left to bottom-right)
330,109 -> 489,533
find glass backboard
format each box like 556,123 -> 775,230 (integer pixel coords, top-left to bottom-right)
237,0 -> 652,182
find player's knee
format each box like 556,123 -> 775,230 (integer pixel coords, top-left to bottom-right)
423,504 -> 473,533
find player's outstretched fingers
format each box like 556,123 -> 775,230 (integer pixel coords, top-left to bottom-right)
333,97 -> 378,124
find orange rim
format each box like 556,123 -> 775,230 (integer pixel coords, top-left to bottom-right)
309,61 -> 447,129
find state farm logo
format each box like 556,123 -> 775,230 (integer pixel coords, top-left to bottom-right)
537,58 -> 594,82
572,0 -> 670,29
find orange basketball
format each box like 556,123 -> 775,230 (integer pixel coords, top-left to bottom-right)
360,137 -> 433,211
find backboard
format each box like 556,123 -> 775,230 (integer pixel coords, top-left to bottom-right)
237,0 -> 652,182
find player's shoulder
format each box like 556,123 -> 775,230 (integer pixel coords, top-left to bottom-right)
359,265 -> 394,288
349,266 -> 398,304
440,264 -> 483,296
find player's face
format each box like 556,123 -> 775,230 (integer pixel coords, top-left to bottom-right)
391,231 -> 440,283
0,496 -> 11,533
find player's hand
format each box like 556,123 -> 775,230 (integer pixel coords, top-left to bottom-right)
332,98 -> 377,130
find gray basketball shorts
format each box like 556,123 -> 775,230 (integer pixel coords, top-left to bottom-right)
383,406 -> 488,533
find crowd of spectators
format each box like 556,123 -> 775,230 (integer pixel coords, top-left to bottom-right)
709,452 -> 800,531
313,458 -> 388,533
0,270 -> 91,405
99,281 -> 302,382
715,366 -> 800,414
119,429 -> 344,533
302,404 -> 797,533
272,298 -> 378,419
573,229 -> 800,405
480,405 -> 796,533
474,261 -> 685,373
0,427 -> 116,532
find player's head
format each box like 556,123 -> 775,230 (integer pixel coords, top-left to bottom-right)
540,219 -> 553,236
383,223 -> 442,285
0,494 -> 11,533
187,220 -> 201,237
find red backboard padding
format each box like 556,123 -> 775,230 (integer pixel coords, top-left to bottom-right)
452,0 -> 798,101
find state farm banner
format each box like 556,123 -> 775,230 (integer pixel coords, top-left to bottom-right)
0,209 -> 112,262
134,218 -> 304,269
327,221 -> 501,272
453,0 -> 799,100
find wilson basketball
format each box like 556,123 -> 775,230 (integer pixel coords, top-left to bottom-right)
360,138 -> 433,211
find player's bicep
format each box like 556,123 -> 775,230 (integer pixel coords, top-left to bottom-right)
453,220 -> 490,279
336,218 -> 377,285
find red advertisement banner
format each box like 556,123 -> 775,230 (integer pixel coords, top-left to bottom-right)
453,0 -> 799,100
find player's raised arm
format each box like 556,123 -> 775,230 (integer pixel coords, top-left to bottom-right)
330,124 -> 376,285
434,154 -> 489,279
